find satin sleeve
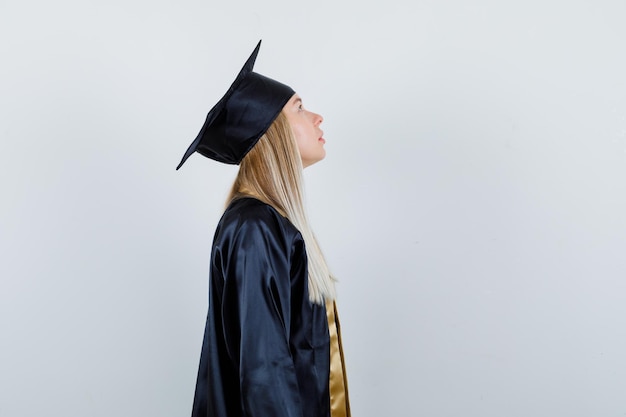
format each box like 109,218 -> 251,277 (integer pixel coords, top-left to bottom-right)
220,216 -> 304,417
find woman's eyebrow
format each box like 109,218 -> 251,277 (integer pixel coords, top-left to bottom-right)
293,98 -> 302,106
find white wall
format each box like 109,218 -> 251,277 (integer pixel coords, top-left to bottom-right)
1,1 -> 625,416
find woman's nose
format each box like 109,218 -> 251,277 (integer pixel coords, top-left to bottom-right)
313,112 -> 323,125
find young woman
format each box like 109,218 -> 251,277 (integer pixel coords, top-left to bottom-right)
177,41 -> 350,417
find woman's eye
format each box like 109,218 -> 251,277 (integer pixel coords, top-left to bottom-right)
298,104 -> 304,111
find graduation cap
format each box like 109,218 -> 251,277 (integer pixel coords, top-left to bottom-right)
176,40 -> 295,169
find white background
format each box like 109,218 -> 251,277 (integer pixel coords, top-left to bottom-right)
2,0 -> 626,416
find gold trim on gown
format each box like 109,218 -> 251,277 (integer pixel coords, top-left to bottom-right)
326,301 -> 351,417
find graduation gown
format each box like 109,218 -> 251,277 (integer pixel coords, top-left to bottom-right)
192,197 -> 331,417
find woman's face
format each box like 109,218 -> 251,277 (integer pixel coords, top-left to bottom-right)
282,94 -> 326,168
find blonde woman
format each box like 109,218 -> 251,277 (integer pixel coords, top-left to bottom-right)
177,41 -> 350,417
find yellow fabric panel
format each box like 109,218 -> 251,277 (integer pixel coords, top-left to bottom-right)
326,301 -> 351,417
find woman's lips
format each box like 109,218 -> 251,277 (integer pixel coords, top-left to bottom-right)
319,137 -> 326,144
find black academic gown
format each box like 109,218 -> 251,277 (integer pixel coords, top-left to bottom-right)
192,197 -> 331,417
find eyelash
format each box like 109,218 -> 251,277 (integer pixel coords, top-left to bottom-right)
298,104 -> 304,111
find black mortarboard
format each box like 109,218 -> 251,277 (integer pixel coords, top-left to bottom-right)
176,40 -> 295,169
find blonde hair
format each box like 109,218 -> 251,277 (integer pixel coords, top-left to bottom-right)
227,112 -> 336,304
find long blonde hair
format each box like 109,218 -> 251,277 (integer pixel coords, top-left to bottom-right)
227,112 -> 336,304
